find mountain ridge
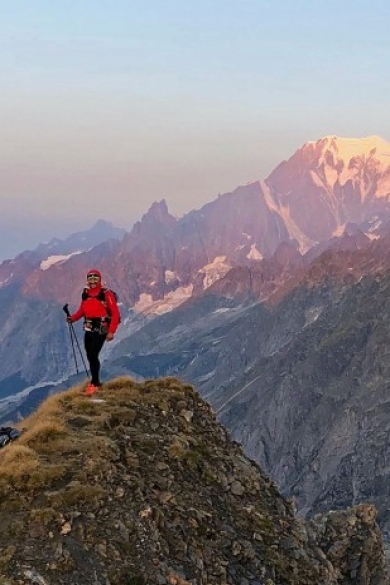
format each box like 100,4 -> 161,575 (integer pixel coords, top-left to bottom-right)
5,135 -> 390,308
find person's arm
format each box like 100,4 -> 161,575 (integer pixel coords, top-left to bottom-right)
69,303 -> 84,323
105,291 -> 121,335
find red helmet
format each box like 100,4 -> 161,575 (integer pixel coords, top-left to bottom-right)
86,269 -> 102,280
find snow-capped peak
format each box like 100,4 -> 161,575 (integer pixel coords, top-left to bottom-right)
309,135 -> 390,169
296,135 -> 390,196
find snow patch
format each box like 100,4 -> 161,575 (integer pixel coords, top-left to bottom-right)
332,223 -> 347,237
133,293 -> 153,312
40,251 -> 82,271
261,180 -> 315,254
133,285 -> 193,316
368,217 -> 382,232
0,274 -> 13,288
260,180 -> 279,213
246,244 -> 263,261
309,170 -> 326,189
304,306 -> 323,327
323,166 -> 339,188
275,206 -> 315,253
164,270 -> 176,284
199,256 -> 231,290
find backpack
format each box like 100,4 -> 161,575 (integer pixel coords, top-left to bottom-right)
0,427 -> 22,449
82,287 -> 121,323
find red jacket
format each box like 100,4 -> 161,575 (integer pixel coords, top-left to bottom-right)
70,284 -> 121,334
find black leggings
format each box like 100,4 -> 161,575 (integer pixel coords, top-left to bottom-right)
84,331 -> 106,385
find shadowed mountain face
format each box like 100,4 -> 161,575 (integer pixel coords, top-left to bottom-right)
0,377 -> 387,584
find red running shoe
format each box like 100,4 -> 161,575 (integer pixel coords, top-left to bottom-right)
85,383 -> 98,396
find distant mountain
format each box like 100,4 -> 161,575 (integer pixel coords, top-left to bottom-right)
35,218 -> 127,260
266,135 -> 390,248
0,219 -> 126,291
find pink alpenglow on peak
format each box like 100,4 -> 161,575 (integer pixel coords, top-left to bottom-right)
306,135 -> 390,169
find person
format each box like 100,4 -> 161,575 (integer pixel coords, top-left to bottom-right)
67,269 -> 121,395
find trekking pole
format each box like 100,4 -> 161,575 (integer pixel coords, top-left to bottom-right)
63,304 -> 79,374
62,304 -> 90,377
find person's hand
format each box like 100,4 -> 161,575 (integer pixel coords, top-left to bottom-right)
106,332 -> 114,342
66,316 -> 72,324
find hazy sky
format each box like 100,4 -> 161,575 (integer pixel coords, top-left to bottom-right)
1,0 -> 390,259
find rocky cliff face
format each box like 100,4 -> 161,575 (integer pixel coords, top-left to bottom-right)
210,270 -> 390,562
0,377 -> 387,584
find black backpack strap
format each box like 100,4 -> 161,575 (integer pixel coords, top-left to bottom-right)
98,288 -> 107,302
82,287 -> 106,300
82,287 -> 109,304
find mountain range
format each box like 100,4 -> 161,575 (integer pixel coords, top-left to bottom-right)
3,134 -> 390,559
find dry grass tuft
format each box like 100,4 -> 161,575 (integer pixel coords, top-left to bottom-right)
168,436 -> 189,459
70,399 -> 105,415
48,484 -> 105,507
21,389 -> 72,428
0,445 -> 40,479
104,376 -> 138,391
20,419 -> 67,451
30,507 -> 59,525
0,547 -> 16,573
105,408 -> 137,427
0,444 -> 66,492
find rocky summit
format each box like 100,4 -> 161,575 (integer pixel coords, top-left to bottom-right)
0,377 -> 387,585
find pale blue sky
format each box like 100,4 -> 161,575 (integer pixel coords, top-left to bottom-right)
1,0 -> 390,258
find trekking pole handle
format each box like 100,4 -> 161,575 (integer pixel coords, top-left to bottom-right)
62,304 -> 70,316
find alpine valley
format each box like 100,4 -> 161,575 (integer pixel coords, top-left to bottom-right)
3,135 -> 390,561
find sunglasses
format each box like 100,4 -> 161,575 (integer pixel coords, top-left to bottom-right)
87,274 -> 100,280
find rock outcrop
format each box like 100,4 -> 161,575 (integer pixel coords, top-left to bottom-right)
0,377 -> 387,584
